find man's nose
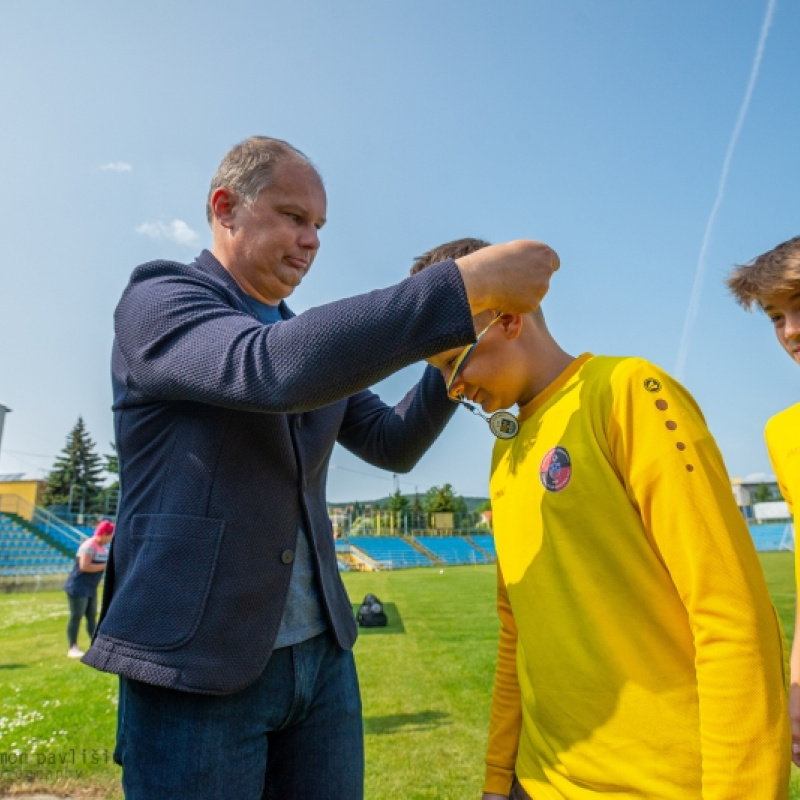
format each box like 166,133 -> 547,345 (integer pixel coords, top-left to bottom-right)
299,224 -> 320,252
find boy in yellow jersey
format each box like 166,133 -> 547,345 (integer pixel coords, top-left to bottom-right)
727,235 -> 800,766
412,238 -> 790,800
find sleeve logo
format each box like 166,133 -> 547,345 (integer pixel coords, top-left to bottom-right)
540,446 -> 572,492
643,377 -> 662,393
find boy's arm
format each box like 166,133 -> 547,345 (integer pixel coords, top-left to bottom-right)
765,417 -> 800,765
608,360 -> 790,800
483,564 -> 522,798
792,610 -> 800,766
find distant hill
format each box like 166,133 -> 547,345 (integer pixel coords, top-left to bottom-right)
328,495 -> 489,512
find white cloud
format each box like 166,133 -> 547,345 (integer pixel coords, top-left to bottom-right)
742,472 -> 777,485
136,219 -> 200,248
97,161 -> 132,172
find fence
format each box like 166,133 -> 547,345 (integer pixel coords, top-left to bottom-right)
330,510 -> 490,538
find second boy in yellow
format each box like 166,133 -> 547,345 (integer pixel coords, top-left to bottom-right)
728,235 -> 800,764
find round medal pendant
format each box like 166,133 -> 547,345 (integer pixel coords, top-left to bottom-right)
488,411 -> 519,439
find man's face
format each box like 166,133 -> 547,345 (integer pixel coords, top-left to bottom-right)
762,289 -> 800,367
220,158 -> 327,305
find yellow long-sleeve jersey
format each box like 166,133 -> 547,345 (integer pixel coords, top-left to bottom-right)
485,354 -> 789,799
765,403 -> 800,592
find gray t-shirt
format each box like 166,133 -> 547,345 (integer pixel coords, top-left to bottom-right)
245,295 -> 328,648
274,521 -> 328,647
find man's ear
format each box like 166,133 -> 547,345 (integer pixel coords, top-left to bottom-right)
210,188 -> 237,229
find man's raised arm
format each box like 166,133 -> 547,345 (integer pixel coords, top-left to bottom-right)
456,239 -> 559,316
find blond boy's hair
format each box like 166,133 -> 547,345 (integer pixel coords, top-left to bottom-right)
727,236 -> 800,310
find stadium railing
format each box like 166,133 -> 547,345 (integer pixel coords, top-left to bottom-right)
0,493 -> 85,554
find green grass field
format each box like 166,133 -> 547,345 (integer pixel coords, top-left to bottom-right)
0,554 -> 797,799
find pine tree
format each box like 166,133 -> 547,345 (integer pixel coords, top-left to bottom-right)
43,417 -> 105,514
99,441 -> 120,516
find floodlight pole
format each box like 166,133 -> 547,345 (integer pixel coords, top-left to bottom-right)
0,404 -> 10,463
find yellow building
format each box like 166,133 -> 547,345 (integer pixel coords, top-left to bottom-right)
0,476 -> 45,520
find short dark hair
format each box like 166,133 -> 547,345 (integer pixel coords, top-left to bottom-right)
727,235 -> 800,310
410,237 -> 491,275
206,136 -> 320,225
412,236 -> 546,323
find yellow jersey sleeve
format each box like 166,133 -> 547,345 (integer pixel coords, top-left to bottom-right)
765,403 -> 800,520
483,563 -> 522,796
606,359 -> 789,799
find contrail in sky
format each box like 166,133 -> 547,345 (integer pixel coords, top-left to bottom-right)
674,0 -> 776,380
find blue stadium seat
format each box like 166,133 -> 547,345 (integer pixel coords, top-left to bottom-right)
346,537 -> 433,569
0,512 -> 82,578
414,536 -> 492,566
748,523 -> 794,552
467,535 -> 497,557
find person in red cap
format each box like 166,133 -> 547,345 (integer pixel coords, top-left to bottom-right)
63,519 -> 114,658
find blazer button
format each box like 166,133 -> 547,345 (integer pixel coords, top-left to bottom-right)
281,550 -> 295,564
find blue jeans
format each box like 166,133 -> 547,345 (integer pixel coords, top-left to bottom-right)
115,631 -> 363,799
66,592 -> 97,646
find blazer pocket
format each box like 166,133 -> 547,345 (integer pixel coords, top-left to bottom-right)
102,514 -> 225,650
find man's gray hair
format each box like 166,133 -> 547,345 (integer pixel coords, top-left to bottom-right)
206,136 -> 320,225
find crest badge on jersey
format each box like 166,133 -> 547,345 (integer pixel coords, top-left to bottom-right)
540,446 -> 572,492
643,377 -> 662,393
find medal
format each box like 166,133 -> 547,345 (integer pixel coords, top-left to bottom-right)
488,410 -> 519,439
457,397 -> 519,439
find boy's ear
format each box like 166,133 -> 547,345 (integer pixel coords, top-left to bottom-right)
498,313 -> 524,340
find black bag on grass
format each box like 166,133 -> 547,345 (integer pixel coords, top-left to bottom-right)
357,593 -> 387,628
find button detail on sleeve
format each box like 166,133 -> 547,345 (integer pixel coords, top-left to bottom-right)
281,550 -> 295,564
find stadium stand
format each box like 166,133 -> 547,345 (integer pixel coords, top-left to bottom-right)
346,536 -> 434,569
0,512 -> 75,577
335,522 -> 795,574
414,536 -> 492,565
748,522 -> 794,552
467,534 -> 497,558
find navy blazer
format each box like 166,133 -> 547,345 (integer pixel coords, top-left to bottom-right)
84,250 -> 475,694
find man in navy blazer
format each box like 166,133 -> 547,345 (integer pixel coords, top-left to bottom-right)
84,136 -> 559,799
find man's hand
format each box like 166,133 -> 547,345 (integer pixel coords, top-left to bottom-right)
791,683 -> 800,766
456,239 -> 559,316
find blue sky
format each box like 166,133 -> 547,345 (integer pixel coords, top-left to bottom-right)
0,1 -> 798,501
